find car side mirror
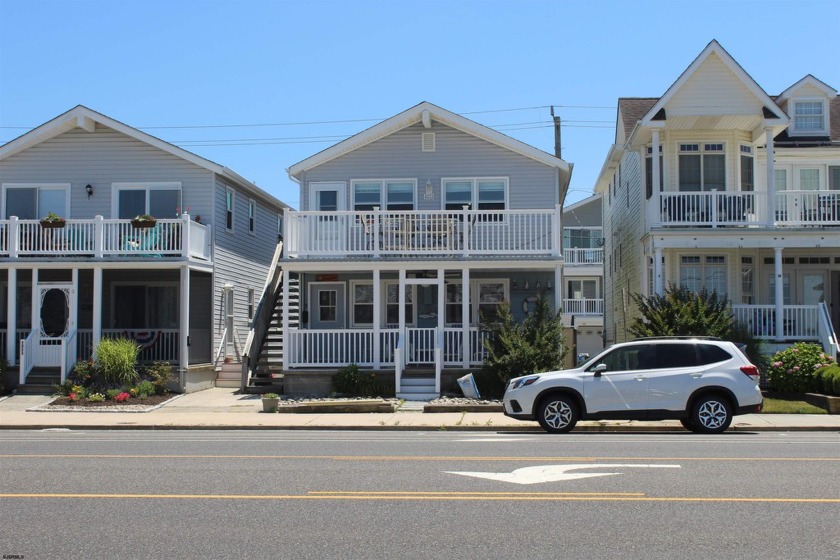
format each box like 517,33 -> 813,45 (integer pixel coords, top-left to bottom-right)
592,363 -> 607,377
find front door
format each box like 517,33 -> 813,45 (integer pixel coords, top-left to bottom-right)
35,283 -> 75,367
309,182 -> 346,253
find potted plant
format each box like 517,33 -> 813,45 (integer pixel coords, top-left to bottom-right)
40,211 -> 67,228
262,392 -> 280,413
131,214 -> 157,228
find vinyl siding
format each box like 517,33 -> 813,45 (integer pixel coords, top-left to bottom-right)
300,121 -> 557,211
0,124 -> 214,219
667,53 -> 762,117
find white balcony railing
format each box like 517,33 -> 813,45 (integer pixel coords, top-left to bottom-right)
562,298 -> 604,315
284,207 -> 560,258
0,215 -> 211,261
656,191 -> 840,228
731,304 -> 819,340
76,329 -> 181,362
563,248 -> 603,265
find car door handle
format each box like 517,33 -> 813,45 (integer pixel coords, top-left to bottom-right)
634,375 -> 647,381
690,373 -> 703,379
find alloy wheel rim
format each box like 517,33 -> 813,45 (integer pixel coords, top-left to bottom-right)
698,401 -> 727,428
544,400 -> 572,429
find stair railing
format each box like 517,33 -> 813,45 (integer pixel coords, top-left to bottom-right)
817,301 -> 839,359
242,240 -> 285,390
215,328 -> 228,365
19,331 -> 35,385
394,333 -> 404,394
62,330 -> 77,383
434,329 -> 443,394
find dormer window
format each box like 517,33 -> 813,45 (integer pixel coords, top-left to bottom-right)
792,99 -> 827,135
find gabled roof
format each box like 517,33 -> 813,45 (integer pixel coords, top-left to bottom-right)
777,74 -> 837,102
287,101 -> 570,178
640,40 -> 786,126
617,98 -> 657,143
0,105 -> 289,209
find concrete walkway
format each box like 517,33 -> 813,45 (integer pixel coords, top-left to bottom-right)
1,388 -> 839,431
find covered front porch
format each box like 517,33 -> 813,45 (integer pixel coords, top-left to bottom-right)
0,265 -> 213,391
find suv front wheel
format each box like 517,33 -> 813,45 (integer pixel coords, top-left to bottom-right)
537,395 -> 579,434
690,394 -> 733,434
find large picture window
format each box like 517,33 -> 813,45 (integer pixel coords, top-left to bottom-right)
679,255 -> 727,296
443,178 -> 508,213
3,184 -> 69,219
352,180 -> 416,211
678,143 -> 725,192
113,183 -> 181,219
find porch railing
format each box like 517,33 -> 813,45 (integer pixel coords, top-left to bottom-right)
77,329 -> 180,362
285,327 -> 487,369
563,248 -> 603,265
656,191 -> 840,228
284,206 -> 559,258
0,215 -> 211,260
562,298 -> 604,315
0,329 -> 29,362
731,305 -> 819,340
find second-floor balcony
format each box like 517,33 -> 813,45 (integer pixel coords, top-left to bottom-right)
656,190 -> 840,228
0,215 -> 212,261
283,207 -> 561,259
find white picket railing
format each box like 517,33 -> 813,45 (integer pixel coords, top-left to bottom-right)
563,248 -> 604,265
731,305 -> 819,340
77,329 -> 180,362
563,298 -> 604,315
19,331 -> 35,384
284,207 -> 558,258
0,215 -> 210,260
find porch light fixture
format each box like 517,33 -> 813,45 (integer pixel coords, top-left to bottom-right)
85,184 -> 93,198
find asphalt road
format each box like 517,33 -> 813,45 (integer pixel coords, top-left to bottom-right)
1,430 -> 839,559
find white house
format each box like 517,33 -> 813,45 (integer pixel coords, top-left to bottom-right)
596,40 -> 839,355
0,106 -> 290,393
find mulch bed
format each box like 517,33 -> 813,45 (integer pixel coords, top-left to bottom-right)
49,393 -> 174,408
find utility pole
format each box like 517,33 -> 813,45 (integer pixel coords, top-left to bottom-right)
550,105 -> 561,159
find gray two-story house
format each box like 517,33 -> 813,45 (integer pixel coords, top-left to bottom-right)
244,102 -> 572,399
0,106 -> 290,393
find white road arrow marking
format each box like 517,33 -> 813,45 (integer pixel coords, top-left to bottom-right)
446,464 -> 680,485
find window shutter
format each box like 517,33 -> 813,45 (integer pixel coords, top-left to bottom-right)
422,132 -> 435,152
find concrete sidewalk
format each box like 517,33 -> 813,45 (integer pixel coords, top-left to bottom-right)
1,388 -> 839,431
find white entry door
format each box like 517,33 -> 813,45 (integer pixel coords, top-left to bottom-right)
308,182 -> 346,254
34,283 -> 76,367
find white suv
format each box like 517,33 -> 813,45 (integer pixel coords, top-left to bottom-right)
503,338 -> 763,433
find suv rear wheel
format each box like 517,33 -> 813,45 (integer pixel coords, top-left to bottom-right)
691,394 -> 733,434
537,395 -> 578,434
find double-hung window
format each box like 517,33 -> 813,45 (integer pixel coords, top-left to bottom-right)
679,255 -> 727,296
114,182 -> 181,219
792,100 -> 826,134
248,199 -> 256,234
678,143 -> 725,191
443,178 -> 508,219
352,282 -> 374,326
352,180 -> 416,211
225,188 -> 235,231
3,184 -> 69,219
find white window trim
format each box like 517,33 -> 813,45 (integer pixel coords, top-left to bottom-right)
2,183 -> 71,220
350,279 -> 375,327
441,177 -> 509,211
248,198 -> 257,236
677,142 -> 728,192
111,182 -> 182,219
308,181 -> 347,212
738,143 -> 754,192
790,98 -> 829,136
473,278 -> 510,323
225,187 -> 235,233
678,254 -> 728,295
383,281 -> 416,327
307,281 -> 345,328
350,179 -> 417,211
794,166 -> 822,190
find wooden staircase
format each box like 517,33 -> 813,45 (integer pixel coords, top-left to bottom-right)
17,367 -> 61,394
397,369 -> 438,401
246,274 -> 299,393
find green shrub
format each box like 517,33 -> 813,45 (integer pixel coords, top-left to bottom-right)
814,366 -> 838,394
333,364 -> 381,397
87,393 -> 105,403
144,361 -> 173,394
766,343 -> 834,393
262,393 -> 279,399
135,380 -> 156,397
834,371 -> 840,395
105,388 -> 121,400
95,338 -> 139,386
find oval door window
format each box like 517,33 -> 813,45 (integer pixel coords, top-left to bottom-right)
40,288 -> 69,337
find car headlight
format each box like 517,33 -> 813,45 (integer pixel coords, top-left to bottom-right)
511,375 -> 540,390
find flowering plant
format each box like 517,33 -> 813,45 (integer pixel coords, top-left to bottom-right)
113,391 -> 131,403
766,342 -> 834,392
68,392 -> 78,402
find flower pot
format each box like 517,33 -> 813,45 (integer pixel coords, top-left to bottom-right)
131,219 -> 157,229
40,220 -> 66,229
262,398 -> 279,413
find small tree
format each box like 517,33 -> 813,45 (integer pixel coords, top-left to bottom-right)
476,297 -> 568,398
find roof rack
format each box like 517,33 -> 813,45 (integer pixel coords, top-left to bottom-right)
632,336 -> 722,341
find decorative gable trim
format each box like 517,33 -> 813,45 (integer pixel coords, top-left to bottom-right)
777,74 -> 837,102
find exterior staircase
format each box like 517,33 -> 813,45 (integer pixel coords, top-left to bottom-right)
397,369 -> 438,401
245,273 -> 299,393
17,367 -> 61,394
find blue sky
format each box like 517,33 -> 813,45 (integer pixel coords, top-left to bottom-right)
1,0 -> 838,209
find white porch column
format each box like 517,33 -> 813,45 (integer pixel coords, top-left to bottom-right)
92,267 -> 102,359
397,269 -> 406,393
179,266 -> 190,392
651,129 -> 661,226
766,128 -> 776,226
774,247 -> 784,342
461,268 -> 470,368
30,269 -> 38,337
654,248 -> 664,296
71,268 -> 78,335
398,269 -> 406,330
554,265 -> 563,313
372,269 -> 381,370
436,268 -> 444,393
6,268 -> 16,365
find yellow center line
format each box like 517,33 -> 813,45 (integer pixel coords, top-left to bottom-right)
2,454 -> 840,462
0,492 -> 838,503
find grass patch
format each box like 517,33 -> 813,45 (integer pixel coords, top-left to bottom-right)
762,396 -> 827,414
